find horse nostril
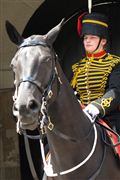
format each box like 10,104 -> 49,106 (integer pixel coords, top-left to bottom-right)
28,100 -> 39,112
13,104 -> 18,111
13,103 -> 19,116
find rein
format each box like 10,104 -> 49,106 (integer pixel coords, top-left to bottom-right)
40,115 -> 98,177
22,113 -> 98,177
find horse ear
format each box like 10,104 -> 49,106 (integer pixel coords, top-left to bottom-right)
46,18 -> 65,45
5,20 -> 23,45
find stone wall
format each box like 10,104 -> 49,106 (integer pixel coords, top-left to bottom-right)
0,89 -> 20,180
0,0 -> 44,89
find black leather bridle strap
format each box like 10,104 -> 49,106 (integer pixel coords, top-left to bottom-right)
19,41 -> 50,48
17,42 -> 58,100
18,78 -> 44,94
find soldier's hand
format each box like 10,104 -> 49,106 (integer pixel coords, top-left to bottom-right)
83,104 -> 100,121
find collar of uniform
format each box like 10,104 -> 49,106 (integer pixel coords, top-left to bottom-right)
87,51 -> 107,59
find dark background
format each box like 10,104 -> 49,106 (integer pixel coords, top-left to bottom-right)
19,1 -> 120,179
23,0 -> 120,81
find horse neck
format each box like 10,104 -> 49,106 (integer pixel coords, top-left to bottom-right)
46,61 -> 94,175
48,60 -> 91,139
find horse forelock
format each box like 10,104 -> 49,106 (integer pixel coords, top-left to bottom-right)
19,34 -> 48,48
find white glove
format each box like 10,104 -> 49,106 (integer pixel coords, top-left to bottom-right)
83,104 -> 100,121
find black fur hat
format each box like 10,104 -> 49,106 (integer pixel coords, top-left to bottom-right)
80,13 -> 109,39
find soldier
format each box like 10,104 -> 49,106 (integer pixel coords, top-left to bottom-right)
71,12 -> 120,133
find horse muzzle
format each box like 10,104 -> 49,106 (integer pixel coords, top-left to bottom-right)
13,99 -> 41,131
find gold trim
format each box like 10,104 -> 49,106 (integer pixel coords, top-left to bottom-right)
101,97 -> 113,108
71,54 -> 120,105
82,20 -> 108,28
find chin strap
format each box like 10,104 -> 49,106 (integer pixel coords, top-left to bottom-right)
93,37 -> 102,54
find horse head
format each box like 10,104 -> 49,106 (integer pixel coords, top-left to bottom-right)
6,19 -> 64,133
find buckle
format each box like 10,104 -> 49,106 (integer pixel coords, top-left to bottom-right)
48,90 -> 53,99
47,119 -> 54,131
48,122 -> 54,131
40,127 -> 46,134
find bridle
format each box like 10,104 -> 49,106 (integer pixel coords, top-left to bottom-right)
17,40 -> 58,100
13,40 -> 106,180
15,40 -> 94,139
13,40 -> 62,180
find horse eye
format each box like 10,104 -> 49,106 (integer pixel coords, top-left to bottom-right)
43,57 -> 50,62
46,58 -> 50,62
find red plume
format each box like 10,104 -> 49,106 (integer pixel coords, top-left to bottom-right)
77,12 -> 87,36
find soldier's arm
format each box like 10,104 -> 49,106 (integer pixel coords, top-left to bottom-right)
91,63 -> 120,117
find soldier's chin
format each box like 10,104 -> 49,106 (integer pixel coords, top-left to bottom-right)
20,121 -> 38,131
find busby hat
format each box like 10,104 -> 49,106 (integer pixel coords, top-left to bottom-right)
77,12 -> 109,39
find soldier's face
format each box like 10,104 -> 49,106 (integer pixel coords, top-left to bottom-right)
83,34 -> 107,53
